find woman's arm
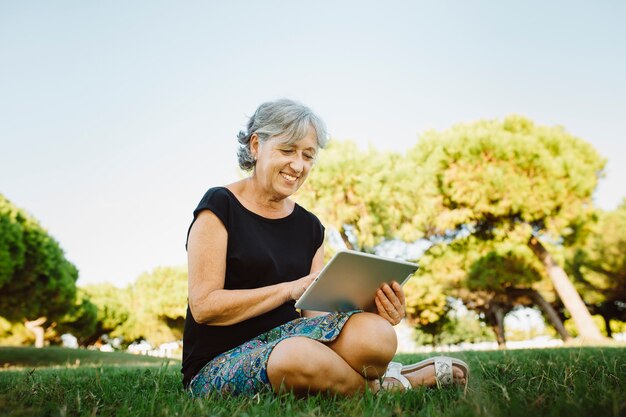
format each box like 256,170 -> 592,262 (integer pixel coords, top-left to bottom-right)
301,244 -> 327,318
187,210 -> 316,326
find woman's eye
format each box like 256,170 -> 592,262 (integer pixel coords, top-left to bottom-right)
280,149 -> 295,154
304,153 -> 315,160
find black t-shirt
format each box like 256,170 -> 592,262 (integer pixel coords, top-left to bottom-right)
181,187 -> 325,388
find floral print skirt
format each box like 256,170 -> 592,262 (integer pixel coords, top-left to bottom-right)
188,311 -> 357,396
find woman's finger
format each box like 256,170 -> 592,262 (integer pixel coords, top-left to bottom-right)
376,291 -> 401,325
381,284 -> 404,315
377,289 -> 396,312
378,290 -> 400,318
392,281 -> 406,305
374,296 -> 394,324
376,283 -> 403,318
388,282 -> 407,318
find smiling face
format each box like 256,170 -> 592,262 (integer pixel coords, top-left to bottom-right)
250,127 -> 318,200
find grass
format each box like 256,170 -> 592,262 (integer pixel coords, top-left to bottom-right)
0,346 -> 168,369
0,346 -> 625,416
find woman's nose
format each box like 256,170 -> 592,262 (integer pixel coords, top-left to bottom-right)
290,154 -> 304,173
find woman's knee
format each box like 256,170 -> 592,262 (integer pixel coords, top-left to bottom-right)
267,336 -> 370,395
323,313 -> 396,379
267,337 -> 329,389
352,312 -> 397,354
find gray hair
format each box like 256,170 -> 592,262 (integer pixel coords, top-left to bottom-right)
237,99 -> 328,170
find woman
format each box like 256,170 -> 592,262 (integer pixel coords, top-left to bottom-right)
182,99 -> 468,396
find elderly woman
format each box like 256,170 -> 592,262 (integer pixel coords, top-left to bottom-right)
182,99 -> 468,396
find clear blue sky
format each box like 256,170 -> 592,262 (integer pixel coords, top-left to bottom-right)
1,1 -> 625,287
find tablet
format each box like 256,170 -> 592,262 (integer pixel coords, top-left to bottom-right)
294,250 -> 419,312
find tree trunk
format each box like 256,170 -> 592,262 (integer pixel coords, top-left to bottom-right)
506,287 -> 572,341
495,306 -> 506,349
487,305 -> 507,349
529,289 -> 572,341
339,227 -> 355,250
602,315 -> 612,338
24,317 -> 47,348
528,236 -> 604,341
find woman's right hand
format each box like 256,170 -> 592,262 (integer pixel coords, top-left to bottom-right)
288,271 -> 319,301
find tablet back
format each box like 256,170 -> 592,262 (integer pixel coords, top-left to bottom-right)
294,250 -> 418,312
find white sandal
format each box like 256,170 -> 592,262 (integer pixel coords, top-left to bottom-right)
385,356 -> 469,389
382,361 -> 412,390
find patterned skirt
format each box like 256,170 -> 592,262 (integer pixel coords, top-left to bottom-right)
188,311 -> 358,396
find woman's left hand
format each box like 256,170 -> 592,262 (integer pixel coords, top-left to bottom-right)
374,281 -> 406,326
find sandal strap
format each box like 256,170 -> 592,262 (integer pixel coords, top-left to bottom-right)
433,356 -> 454,387
384,361 -> 412,390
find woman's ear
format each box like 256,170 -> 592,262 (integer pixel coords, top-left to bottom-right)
250,133 -> 259,159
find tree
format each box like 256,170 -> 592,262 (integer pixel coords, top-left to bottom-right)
297,141 -> 427,251
0,194 -> 79,347
407,115 -> 606,341
118,266 -> 187,346
407,235 -> 570,347
79,283 -> 131,346
0,317 -> 33,346
413,308 -> 496,347
568,201 -> 626,336
51,289 -> 99,346
467,243 -> 571,345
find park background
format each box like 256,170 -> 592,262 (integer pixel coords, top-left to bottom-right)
1,1 -> 625,353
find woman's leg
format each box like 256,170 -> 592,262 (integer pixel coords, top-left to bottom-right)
266,336 -> 377,395
266,312 -> 395,395
266,312 -> 467,395
324,312 -> 398,379
325,312 -> 468,388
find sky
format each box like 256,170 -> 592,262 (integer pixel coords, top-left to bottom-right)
1,1 -> 625,287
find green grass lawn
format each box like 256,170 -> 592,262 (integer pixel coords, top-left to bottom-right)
0,346 -> 169,369
0,346 -> 625,417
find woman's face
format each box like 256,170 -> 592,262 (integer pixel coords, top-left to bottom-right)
252,127 -> 318,199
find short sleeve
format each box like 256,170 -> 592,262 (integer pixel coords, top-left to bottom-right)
314,217 -> 325,251
185,187 -> 231,250
297,205 -> 325,253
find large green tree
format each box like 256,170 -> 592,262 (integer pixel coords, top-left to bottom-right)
568,201 -> 626,336
408,235 -> 570,347
407,115 -> 606,341
51,288 -> 99,345
118,266 -> 187,346
47,283 -> 132,347
80,283 -> 131,345
298,141 -> 427,251
0,194 -> 78,347
49,268 -> 187,347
